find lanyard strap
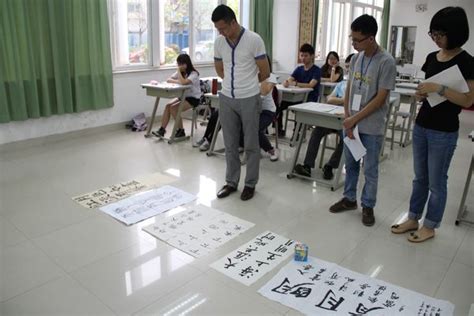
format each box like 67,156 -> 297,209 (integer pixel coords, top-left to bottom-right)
359,47 -> 379,89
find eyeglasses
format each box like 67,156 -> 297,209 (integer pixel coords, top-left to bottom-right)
349,35 -> 370,43
428,31 -> 447,40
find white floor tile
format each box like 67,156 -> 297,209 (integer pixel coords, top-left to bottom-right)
0,216 -> 27,249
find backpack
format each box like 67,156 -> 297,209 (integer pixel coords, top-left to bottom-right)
126,113 -> 147,132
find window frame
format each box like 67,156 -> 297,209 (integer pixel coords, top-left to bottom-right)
109,0 -> 246,72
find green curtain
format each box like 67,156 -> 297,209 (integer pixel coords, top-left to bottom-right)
312,0 -> 319,49
380,0 -> 391,49
0,0 -> 113,123
250,0 -> 273,60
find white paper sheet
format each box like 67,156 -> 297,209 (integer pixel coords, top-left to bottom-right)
143,204 -> 254,257
424,65 -> 469,107
99,185 -> 196,225
210,231 -> 295,286
259,256 -> 454,315
72,173 -> 176,209
343,126 -> 366,161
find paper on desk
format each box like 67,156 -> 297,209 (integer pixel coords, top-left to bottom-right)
312,103 -> 338,112
424,65 -> 469,107
344,126 -> 366,161
329,106 -> 345,115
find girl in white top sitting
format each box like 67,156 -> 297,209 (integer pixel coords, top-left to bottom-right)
152,54 -> 201,138
258,55 -> 279,161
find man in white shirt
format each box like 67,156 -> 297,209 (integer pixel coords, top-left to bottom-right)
212,4 -> 270,201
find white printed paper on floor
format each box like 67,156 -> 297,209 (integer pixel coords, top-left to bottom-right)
210,231 -> 295,286
344,125 -> 366,161
100,185 -> 196,225
259,256 -> 454,315
72,172 -> 176,209
143,204 -> 255,257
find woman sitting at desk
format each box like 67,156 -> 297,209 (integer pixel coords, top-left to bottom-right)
320,51 -> 344,83
152,54 -> 200,139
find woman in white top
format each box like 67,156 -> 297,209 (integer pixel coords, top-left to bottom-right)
258,55 -> 279,161
153,54 -> 201,138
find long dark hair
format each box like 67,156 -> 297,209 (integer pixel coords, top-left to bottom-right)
323,51 -> 340,68
176,54 -> 199,77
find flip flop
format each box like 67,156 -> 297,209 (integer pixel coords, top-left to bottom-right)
391,223 -> 419,234
407,231 -> 435,243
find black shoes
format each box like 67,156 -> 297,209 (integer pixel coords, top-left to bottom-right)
152,127 -> 166,137
294,164 -> 311,177
216,185 -> 237,199
175,128 -> 186,138
329,198 -> 358,213
362,207 -> 375,226
240,186 -> 255,201
322,165 -> 334,180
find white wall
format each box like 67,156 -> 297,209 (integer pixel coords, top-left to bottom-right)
0,67 -> 216,145
272,0 -> 300,72
390,0 -> 474,66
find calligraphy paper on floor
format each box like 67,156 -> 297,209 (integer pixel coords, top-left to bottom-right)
143,204 -> 254,257
99,185 -> 196,225
210,231 -> 295,286
258,256 -> 454,315
72,172 -> 176,209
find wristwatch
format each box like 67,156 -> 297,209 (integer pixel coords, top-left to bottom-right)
437,85 -> 447,96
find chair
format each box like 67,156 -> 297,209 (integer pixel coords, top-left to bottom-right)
386,92 -> 411,150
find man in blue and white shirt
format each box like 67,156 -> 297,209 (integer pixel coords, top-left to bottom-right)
212,4 -> 270,201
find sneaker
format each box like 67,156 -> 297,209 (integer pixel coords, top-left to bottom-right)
240,153 -> 247,165
362,207 -> 375,226
294,164 -> 311,177
278,130 -> 286,137
238,147 -> 244,153
194,137 -> 206,147
152,127 -> 166,137
175,128 -> 186,138
269,149 -> 279,162
199,139 -> 210,151
329,198 -> 358,213
322,165 -> 334,180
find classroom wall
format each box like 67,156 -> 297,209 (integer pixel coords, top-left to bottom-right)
272,0 -> 300,72
0,67 -> 216,145
390,0 -> 474,67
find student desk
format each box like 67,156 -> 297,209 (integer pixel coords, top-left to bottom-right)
141,83 -> 191,144
393,87 -> 418,147
286,102 -> 345,191
319,81 -> 338,103
203,93 -> 225,157
455,131 -> 474,226
276,85 -> 313,144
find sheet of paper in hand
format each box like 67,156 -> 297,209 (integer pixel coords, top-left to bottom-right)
143,204 -> 255,257
259,256 -> 454,315
425,64 -> 469,107
100,185 -> 196,225
210,231 -> 295,286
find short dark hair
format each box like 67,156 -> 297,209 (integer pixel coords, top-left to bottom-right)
351,14 -> 378,37
299,43 -> 315,55
430,7 -> 469,49
211,5 -> 236,24
345,53 -> 355,63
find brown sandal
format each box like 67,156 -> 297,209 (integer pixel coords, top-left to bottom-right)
391,223 -> 419,234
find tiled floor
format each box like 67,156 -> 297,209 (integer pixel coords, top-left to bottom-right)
1,111 -> 473,315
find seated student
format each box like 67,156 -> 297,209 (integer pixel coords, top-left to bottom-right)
152,54 -> 201,138
277,43 -> 321,136
197,56 -> 279,161
294,53 -> 354,180
320,51 -> 344,83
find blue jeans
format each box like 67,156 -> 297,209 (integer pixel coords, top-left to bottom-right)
408,124 -> 458,229
343,133 -> 384,209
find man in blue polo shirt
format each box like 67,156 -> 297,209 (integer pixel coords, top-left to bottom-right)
278,43 -> 322,136
212,5 -> 270,201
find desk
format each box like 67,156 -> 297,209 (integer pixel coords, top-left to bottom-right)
203,93 -> 225,157
276,85 -> 313,143
141,83 -> 191,144
286,102 -> 345,191
319,81 -> 338,103
393,87 -> 418,147
455,131 -> 474,226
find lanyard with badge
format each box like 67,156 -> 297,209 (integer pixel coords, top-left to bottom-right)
352,50 -> 377,111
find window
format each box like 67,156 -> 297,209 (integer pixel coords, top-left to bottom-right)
316,0 -> 384,61
109,0 -> 245,70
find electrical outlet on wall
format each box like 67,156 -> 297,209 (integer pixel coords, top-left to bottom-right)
415,3 -> 427,12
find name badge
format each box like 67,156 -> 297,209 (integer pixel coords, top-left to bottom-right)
352,94 -> 362,111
